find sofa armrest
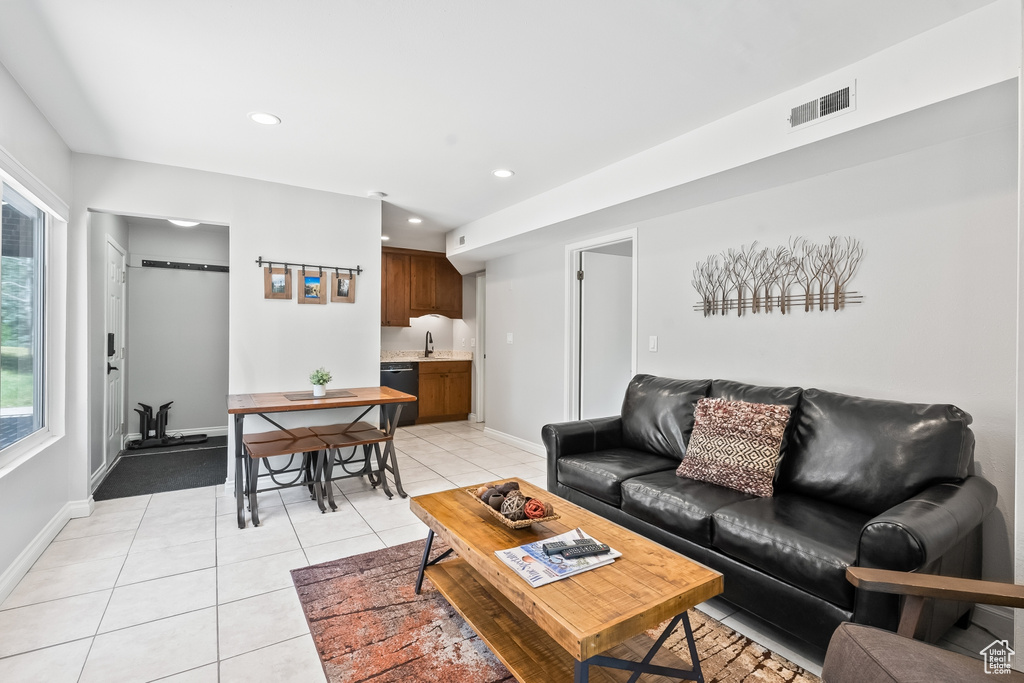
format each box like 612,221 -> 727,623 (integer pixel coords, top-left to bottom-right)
541,417 -> 623,490
857,475 -> 997,572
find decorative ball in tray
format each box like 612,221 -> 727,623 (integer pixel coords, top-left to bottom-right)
466,480 -> 560,529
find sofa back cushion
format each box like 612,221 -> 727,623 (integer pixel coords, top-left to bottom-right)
709,380 -> 802,463
776,388 -> 974,515
621,375 -> 711,459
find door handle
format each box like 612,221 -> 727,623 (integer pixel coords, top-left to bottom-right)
107,362 -> 119,374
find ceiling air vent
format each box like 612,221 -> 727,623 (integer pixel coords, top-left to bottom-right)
789,82 -> 855,130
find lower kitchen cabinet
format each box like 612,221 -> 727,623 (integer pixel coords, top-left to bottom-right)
416,361 -> 471,423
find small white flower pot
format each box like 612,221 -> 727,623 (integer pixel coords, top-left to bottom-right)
312,384 -> 327,397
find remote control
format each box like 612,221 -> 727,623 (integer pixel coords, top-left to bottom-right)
542,541 -> 570,555
543,538 -> 598,555
560,543 -> 610,559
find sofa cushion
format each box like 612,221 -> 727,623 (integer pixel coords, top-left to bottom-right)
621,470 -> 754,546
709,379 -> 802,462
777,388 -> 975,516
712,495 -> 872,608
621,375 -> 711,459
676,397 -> 790,497
556,449 -> 679,507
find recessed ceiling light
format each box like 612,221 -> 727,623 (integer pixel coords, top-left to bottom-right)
168,219 -> 199,227
408,218 -> 422,224
381,235 -> 390,241
367,191 -> 387,199
492,169 -> 515,178
248,111 -> 281,125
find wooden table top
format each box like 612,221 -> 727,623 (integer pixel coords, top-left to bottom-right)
227,386 -> 416,414
410,478 -> 723,661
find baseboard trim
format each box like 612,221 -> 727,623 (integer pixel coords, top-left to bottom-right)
125,426 -> 228,442
974,604 -> 1013,641
482,428 -> 545,456
0,497 -> 93,604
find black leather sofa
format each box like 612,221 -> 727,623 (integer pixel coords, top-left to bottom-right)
542,375 -> 997,651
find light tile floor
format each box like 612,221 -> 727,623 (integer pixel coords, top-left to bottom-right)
0,419 -> 990,681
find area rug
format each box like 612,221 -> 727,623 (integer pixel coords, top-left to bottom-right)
291,541 -> 820,683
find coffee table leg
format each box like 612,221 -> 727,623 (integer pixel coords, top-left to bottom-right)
580,611 -> 704,682
414,529 -> 455,595
414,530 -> 435,595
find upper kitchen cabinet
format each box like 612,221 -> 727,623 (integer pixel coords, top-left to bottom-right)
382,247 -> 462,325
381,249 -> 410,327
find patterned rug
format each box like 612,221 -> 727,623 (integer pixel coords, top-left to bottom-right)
291,540 -> 821,683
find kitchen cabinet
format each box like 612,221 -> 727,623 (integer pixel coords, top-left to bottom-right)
416,361 -> 471,423
382,247 -> 462,326
381,250 -> 410,327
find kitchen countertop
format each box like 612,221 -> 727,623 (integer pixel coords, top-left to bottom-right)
381,350 -> 473,363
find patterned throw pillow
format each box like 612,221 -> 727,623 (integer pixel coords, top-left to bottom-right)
676,397 -> 791,497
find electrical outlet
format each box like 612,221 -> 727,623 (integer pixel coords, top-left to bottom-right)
649,336 -> 658,352
506,332 -> 514,345
461,337 -> 466,347
470,338 -> 476,347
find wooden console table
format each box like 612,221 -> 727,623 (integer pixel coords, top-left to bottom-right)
227,386 -> 416,529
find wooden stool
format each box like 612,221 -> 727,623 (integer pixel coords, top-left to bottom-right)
241,427 -> 327,525
310,422 -> 407,507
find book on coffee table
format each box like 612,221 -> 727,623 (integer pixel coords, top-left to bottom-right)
494,527 -> 622,588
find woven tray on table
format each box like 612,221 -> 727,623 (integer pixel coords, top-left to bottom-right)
464,488 -> 561,529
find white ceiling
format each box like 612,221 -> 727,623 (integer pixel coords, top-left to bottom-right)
0,0 -> 995,243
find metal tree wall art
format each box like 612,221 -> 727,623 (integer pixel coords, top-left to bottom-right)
691,236 -> 863,317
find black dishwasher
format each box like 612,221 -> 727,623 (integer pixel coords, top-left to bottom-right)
380,362 -> 418,426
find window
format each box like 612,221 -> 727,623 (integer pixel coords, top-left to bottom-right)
0,183 -> 45,450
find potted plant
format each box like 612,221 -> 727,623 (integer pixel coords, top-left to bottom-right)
309,367 -> 332,397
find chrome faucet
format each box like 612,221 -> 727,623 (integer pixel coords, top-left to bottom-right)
424,331 -> 434,357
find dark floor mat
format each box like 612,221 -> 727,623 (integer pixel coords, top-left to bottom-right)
94,446 -> 226,500
124,434 -> 227,455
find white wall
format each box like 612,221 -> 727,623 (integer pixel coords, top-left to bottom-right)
485,124 -> 1018,587
485,245 -> 566,442
0,61 -> 78,589
126,223 -> 229,436
86,211 -> 128,478
71,154 -> 383,485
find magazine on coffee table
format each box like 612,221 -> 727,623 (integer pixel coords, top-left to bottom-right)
495,527 -> 621,588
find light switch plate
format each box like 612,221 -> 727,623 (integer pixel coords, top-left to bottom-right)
649,335 -> 658,352
506,332 -> 514,344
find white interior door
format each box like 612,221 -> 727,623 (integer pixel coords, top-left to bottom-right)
579,246 -> 633,419
102,238 -> 126,474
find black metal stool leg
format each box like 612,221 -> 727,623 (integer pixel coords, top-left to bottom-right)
373,442 -> 393,498
310,450 -> 327,513
248,456 -> 261,526
322,448 -> 338,511
383,440 -> 407,498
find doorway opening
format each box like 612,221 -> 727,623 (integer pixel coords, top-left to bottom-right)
565,230 -> 637,421
90,211 -> 229,498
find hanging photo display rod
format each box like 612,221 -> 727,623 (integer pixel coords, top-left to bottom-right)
691,236 -> 863,317
256,256 -> 361,304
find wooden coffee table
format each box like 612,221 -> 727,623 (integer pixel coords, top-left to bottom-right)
409,478 -> 723,682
